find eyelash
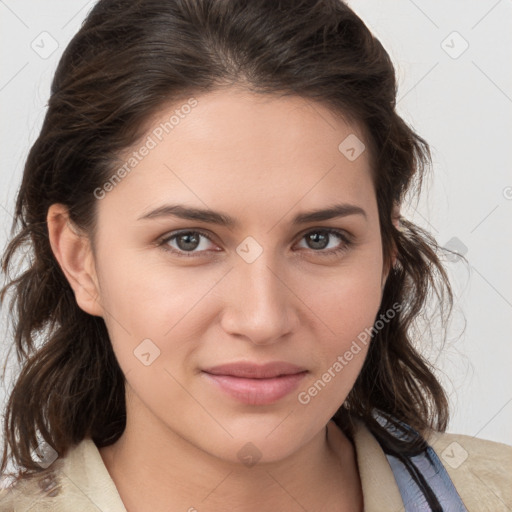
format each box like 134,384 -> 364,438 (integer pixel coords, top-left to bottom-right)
156,228 -> 354,259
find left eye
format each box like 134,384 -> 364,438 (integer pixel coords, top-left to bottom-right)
157,228 -> 352,257
296,229 -> 351,253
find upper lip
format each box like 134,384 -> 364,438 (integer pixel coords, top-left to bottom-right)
202,361 -> 308,379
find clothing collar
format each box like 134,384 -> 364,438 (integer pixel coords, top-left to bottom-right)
327,419 -> 404,511
6,420 -> 403,511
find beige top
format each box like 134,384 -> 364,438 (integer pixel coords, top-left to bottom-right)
0,420 -> 511,511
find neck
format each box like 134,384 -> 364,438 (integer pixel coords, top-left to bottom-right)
99,396 -> 363,512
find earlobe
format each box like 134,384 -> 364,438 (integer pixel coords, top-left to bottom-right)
46,203 -> 103,317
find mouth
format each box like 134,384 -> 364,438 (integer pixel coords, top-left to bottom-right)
201,361 -> 308,405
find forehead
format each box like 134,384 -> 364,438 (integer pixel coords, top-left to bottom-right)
102,88 -> 375,223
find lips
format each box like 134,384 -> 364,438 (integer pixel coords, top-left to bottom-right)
203,361 -> 307,378
202,361 -> 308,405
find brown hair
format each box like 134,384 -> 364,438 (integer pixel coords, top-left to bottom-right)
1,0 -> 453,481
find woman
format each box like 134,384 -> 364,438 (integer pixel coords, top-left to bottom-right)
0,0 -> 510,510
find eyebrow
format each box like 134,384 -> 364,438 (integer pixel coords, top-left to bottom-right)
137,202 -> 367,227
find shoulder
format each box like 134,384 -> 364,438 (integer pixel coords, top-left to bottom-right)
351,417 -> 512,511
0,460 -> 65,511
428,430 -> 512,511
0,438 -> 126,511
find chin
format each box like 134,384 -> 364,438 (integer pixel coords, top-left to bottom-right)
194,413 -> 324,466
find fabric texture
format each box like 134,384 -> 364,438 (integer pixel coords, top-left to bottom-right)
0,420 -> 511,511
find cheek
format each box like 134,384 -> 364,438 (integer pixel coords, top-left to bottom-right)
97,236 -> 208,319
93,247 -> 189,345
294,270 -> 382,418
306,278 -> 381,372
301,251 -> 384,339
294,246 -> 384,378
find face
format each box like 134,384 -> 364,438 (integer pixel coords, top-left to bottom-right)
80,87 -> 388,463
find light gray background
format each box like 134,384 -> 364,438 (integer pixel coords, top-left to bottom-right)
1,0 -> 511,449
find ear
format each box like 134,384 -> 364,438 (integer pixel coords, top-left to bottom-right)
381,202 -> 401,290
47,203 -> 103,317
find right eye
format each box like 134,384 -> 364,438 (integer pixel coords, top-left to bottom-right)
157,230 -> 221,258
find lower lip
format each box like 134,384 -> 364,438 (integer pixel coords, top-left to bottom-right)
202,371 -> 307,405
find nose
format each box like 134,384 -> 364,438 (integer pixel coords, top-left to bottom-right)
219,254 -> 299,345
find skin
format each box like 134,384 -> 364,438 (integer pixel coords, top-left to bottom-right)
47,87 -> 398,511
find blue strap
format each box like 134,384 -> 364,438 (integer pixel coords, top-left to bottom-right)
373,414 -> 468,511
385,446 -> 468,511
